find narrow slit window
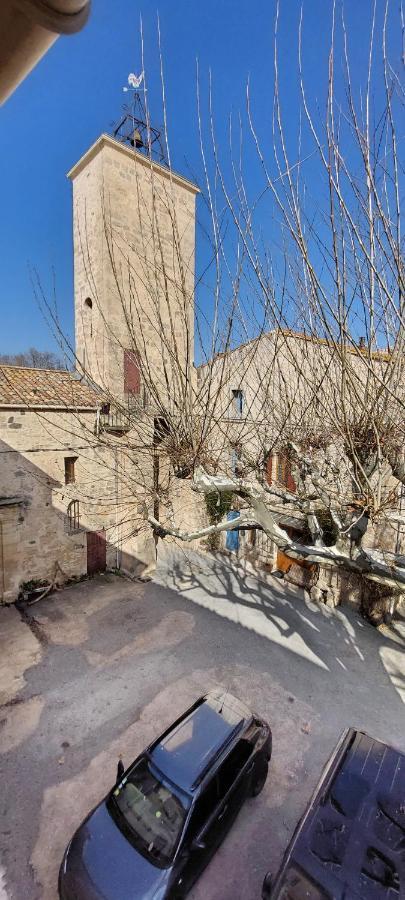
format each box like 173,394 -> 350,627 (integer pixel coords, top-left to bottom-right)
231,445 -> 242,475
67,500 -> 80,532
84,298 -> 93,337
231,389 -> 244,417
64,456 -> 78,485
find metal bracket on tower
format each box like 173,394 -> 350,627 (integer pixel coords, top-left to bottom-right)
111,72 -> 167,164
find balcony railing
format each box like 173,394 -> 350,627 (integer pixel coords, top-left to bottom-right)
97,408 -> 131,435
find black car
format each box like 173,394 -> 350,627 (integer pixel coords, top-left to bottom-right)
59,689 -> 271,900
262,728 -> 405,900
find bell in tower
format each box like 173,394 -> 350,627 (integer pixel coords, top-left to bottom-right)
130,128 -> 143,149
112,73 -> 166,163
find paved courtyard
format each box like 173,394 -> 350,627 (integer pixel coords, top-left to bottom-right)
0,551 -> 404,900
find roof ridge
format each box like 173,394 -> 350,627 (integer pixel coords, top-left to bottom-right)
0,364 -> 70,373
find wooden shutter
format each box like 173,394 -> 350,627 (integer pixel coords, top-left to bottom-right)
285,456 -> 296,492
265,453 -> 273,485
124,349 -> 140,395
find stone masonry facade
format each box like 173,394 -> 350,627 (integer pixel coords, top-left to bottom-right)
69,135 -> 198,403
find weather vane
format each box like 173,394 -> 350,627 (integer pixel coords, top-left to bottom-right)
111,71 -> 166,163
123,71 -> 144,92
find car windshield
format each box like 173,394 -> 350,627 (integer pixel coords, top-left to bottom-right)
109,758 -> 188,867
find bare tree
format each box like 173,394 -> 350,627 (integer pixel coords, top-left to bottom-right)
0,348 -> 66,369
31,3 -> 405,617
148,1 -> 405,612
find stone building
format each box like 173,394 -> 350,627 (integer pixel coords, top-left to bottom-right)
0,129 -> 199,602
195,328 -> 405,603
1,119 -> 402,610
68,133 -> 198,405
0,366 -> 99,602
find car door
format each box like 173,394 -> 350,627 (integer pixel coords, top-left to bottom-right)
171,741 -> 256,897
215,738 -> 254,834
173,777 -> 220,896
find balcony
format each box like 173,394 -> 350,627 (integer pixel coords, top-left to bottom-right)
97,408 -> 131,435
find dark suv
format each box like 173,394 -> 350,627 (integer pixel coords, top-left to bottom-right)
262,728 -> 405,900
59,689 -> 271,900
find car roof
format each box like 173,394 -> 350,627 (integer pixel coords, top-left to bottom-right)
149,690 -> 253,794
271,729 -> 405,899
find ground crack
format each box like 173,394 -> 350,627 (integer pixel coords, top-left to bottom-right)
15,602 -> 48,647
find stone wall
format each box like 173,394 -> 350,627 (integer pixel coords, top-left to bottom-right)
0,407 -> 156,602
0,411 -> 88,602
69,135 -> 198,405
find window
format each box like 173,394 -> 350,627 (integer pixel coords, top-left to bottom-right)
64,456 -> 77,485
84,298 -> 93,337
109,758 -> 189,866
277,452 -> 296,492
230,445 -> 242,475
188,779 -> 219,839
153,417 -> 170,447
231,389 -> 244,417
67,500 -> 80,532
216,740 -> 252,799
124,348 -> 141,395
266,450 -> 296,492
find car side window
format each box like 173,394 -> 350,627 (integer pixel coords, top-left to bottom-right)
188,779 -> 219,839
216,739 -> 253,799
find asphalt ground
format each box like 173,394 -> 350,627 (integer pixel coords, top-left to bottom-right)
0,557 -> 403,900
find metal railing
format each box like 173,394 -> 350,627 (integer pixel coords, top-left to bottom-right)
97,409 -> 131,434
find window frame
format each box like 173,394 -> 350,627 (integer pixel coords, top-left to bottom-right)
109,756 -> 189,868
84,298 -> 93,337
267,450 -> 296,493
215,738 -> 253,800
186,777 -> 219,844
64,455 -> 78,485
67,499 -> 80,533
231,388 -> 244,418
190,738 -> 255,844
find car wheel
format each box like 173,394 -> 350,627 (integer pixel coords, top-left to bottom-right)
251,759 -> 268,796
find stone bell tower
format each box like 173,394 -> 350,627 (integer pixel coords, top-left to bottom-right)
67,93 -> 198,404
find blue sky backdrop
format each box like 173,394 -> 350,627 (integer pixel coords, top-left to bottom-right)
0,0 -> 401,356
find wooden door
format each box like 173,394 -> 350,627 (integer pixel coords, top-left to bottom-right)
87,530 -> 106,575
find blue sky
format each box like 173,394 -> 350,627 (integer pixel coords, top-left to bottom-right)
0,0 -> 401,356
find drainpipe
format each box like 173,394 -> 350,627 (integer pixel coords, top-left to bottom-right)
115,447 -> 120,570
395,483 -> 405,555
0,0 -> 91,105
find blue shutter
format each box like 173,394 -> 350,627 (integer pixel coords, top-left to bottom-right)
225,510 -> 240,551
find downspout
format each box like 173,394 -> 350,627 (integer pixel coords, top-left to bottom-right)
395,483 -> 405,555
115,447 -> 120,570
0,0 -> 91,105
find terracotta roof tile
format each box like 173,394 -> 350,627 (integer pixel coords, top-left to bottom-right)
0,366 -> 101,409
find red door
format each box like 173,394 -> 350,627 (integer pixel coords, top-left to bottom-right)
87,530 -> 106,575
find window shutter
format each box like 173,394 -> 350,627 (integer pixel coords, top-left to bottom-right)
266,453 -> 273,485
286,466 -> 296,492
124,349 -> 140,395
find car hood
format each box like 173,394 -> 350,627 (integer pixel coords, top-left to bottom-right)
62,802 -> 170,900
